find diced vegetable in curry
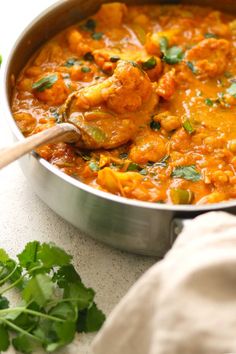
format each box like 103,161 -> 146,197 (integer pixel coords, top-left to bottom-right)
11,3 -> 236,204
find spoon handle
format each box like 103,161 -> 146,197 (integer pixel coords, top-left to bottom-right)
0,123 -> 80,169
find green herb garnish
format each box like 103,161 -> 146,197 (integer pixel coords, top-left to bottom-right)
205,98 -> 214,106
160,37 -> 184,65
150,120 -> 161,131
183,119 -> 195,134
171,165 -> 201,181
139,169 -> 148,176
82,18 -> 97,32
226,83 -> 236,97
81,66 -> 91,73
119,152 -> 128,159
89,161 -> 100,172
142,57 -> 157,70
204,33 -> 218,39
110,55 -> 120,63
84,52 -> 94,61
0,242 -> 105,353
186,61 -> 198,74
92,32 -> 103,40
32,74 -> 58,92
64,58 -> 78,67
0,55 -> 2,66
127,162 -> 140,171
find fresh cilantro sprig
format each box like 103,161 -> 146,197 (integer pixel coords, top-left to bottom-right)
0,241 -> 105,353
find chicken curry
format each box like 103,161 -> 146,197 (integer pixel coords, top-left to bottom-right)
11,2 -> 236,204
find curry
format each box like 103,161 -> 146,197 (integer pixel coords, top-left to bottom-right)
11,2 -> 236,205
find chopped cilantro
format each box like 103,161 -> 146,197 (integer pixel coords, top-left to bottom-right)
32,74 -> 58,92
110,55 -> 120,63
205,98 -> 214,106
81,66 -> 91,73
171,165 -> 201,181
82,18 -> 97,32
183,119 -> 195,134
142,57 -> 157,70
186,61 -> 198,74
84,52 -> 94,61
89,161 -> 100,172
204,33 -> 218,39
150,119 -> 161,131
119,152 -> 128,159
64,58 -> 78,67
92,32 -> 103,40
160,37 -> 184,65
127,162 -> 140,171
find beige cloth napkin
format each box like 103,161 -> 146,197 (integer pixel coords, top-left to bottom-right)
91,211 -> 236,354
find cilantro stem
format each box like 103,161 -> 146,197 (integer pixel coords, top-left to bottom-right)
0,307 -> 65,322
0,275 -> 24,295
0,317 -> 42,342
0,265 -> 45,295
0,265 -> 18,286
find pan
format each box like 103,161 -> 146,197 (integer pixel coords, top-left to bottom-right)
2,0 -> 236,256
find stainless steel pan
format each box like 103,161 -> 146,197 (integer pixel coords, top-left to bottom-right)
2,0 -> 236,256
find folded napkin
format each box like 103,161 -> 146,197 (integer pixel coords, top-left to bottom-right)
92,211 -> 236,354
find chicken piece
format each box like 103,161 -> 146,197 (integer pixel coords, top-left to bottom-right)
185,38 -> 231,79
129,130 -> 166,164
64,60 -> 157,150
96,3 -> 128,27
33,73 -> 70,106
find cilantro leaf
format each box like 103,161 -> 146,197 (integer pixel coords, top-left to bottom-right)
77,303 -> 105,333
37,243 -> 72,268
32,74 -> 58,92
164,46 -> 184,64
183,119 -> 195,134
17,241 -> 40,269
52,264 -> 81,288
82,18 -> 97,32
49,302 -> 76,320
23,274 -> 53,306
142,57 -> 157,70
64,282 -> 95,310
171,165 -> 201,181
0,248 -> 10,263
12,335 -> 38,354
0,295 -> 9,309
45,321 -> 76,352
91,32 -> 103,40
0,324 -> 10,351
160,37 -> 184,64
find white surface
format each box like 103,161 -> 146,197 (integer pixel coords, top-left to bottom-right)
0,1 -> 155,353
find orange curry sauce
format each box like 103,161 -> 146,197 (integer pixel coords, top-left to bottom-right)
12,3 -> 236,204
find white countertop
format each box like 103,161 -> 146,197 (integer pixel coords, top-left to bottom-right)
0,1 -> 155,353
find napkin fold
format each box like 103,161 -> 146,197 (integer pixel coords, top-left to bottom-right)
92,211 -> 236,354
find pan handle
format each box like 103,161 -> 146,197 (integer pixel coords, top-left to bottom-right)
170,218 -> 191,245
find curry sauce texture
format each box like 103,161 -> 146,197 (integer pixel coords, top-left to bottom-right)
12,3 -> 236,204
